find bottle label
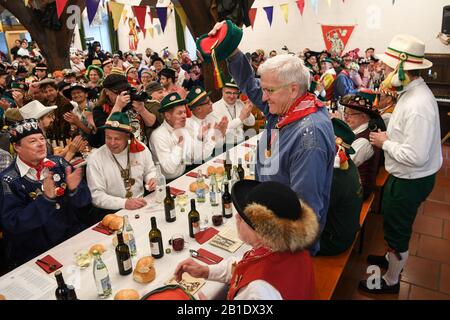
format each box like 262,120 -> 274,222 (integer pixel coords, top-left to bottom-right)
170,208 -> 176,219
128,235 -> 137,254
156,187 -> 164,203
192,221 -> 200,235
101,276 -> 112,292
150,241 -> 160,256
210,191 -> 217,206
224,203 -> 232,217
122,258 -> 132,271
196,188 -> 205,202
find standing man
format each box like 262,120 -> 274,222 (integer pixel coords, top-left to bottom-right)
360,35 -> 442,294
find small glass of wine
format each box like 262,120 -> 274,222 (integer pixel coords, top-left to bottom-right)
176,194 -> 188,213
74,250 -> 91,269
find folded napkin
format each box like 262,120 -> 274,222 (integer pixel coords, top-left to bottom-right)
213,159 -> 225,164
186,172 -> 199,178
244,143 -> 255,148
195,248 -> 223,265
92,223 -> 113,235
35,255 -> 63,273
170,187 -> 185,196
195,227 -> 219,245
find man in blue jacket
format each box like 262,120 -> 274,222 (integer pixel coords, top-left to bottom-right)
0,119 -> 90,269
206,22 -> 335,255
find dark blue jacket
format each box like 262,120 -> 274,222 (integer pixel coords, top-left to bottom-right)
227,52 -> 335,255
333,71 -> 358,100
0,156 -> 90,267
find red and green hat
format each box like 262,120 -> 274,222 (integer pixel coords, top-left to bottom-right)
99,112 -> 132,134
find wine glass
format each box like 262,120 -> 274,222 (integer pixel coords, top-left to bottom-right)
176,194 -> 188,213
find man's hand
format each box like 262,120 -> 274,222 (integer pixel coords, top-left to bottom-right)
145,178 -> 156,192
197,123 -> 211,141
67,136 -> 88,155
125,198 -> 147,210
63,112 -> 81,126
114,91 -> 131,110
11,91 -> 24,107
239,101 -> 253,122
65,166 -> 83,192
132,101 -> 145,113
43,172 -> 56,199
207,21 -> 240,58
369,129 -> 388,148
215,116 -> 228,136
177,135 -> 184,146
174,258 -> 209,282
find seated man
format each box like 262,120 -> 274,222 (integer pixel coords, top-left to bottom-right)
149,93 -> 216,180
0,119 -> 90,269
318,119 -> 363,256
175,180 -> 319,299
341,93 -> 384,199
212,79 -> 255,146
86,112 -> 156,222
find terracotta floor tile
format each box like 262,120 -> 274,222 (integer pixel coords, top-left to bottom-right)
444,220 -> 450,241
427,188 -> 447,202
423,201 -> 450,221
435,176 -> 450,188
401,255 -> 440,290
409,232 -> 420,256
413,215 -> 443,238
439,264 -> 450,295
417,235 -> 450,264
409,285 -> 450,300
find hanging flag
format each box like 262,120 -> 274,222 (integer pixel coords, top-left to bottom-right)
148,27 -> 154,38
87,0 -> 102,25
392,0 -> 395,5
263,6 -> 274,26
109,2 -> 124,31
321,25 -> 355,56
154,23 -> 162,35
56,0 -> 69,18
280,4 -> 289,23
248,8 -> 257,29
156,7 -> 168,33
327,0 -> 332,8
296,0 -> 305,16
311,0 -> 319,14
132,6 -> 148,34
174,5 -> 188,30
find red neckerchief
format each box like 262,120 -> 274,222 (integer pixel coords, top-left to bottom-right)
20,157 -> 56,180
340,69 -> 350,77
276,92 -> 324,129
102,103 -> 112,115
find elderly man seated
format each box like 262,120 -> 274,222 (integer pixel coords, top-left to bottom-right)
86,112 -> 156,222
0,119 -> 90,269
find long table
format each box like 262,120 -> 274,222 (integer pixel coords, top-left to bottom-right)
0,135 -> 261,300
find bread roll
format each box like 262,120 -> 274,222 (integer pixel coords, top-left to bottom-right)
215,167 -> 225,176
189,182 -> 209,193
244,152 -> 250,162
133,268 -> 156,284
207,166 -> 216,177
101,214 -> 116,228
89,244 -> 106,256
112,232 -> 130,247
114,289 -> 140,300
108,216 -> 124,231
0,294 -> 6,300
135,256 -> 154,273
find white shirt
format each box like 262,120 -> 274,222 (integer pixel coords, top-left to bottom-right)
350,122 -> 374,167
176,68 -> 187,87
86,144 -> 156,210
185,113 -> 224,150
213,98 -> 255,145
382,78 -> 442,179
208,256 -> 282,300
16,156 -> 51,182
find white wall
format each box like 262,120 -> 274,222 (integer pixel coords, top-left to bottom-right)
239,0 -> 450,55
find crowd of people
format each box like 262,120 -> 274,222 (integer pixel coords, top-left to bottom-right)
0,24 -> 443,300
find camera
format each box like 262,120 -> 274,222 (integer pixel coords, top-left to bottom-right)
123,87 -> 149,111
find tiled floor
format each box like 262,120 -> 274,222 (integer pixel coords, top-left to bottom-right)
333,143 -> 450,300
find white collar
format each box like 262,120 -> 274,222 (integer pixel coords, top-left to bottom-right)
398,77 -> 425,94
353,122 -> 369,135
16,156 -> 50,178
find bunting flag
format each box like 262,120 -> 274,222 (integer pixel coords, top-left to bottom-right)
154,23 -> 162,35
148,27 -> 154,38
311,0 -> 319,14
280,4 -> 289,23
56,0 -> 69,18
174,5 -> 188,30
392,0 -> 395,4
248,8 -> 257,29
327,0 -> 332,8
87,0 -> 102,25
109,1 -> 125,31
296,0 -> 305,16
321,25 -> 355,56
156,7 -> 168,32
132,6 -> 148,36
263,6 -> 274,26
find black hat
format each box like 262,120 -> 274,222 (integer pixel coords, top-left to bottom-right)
231,180 -> 319,252
145,81 -> 163,96
9,118 -> 43,143
304,50 -> 320,60
339,93 -> 381,118
102,74 -> 129,92
158,68 -> 176,80
151,57 -> 165,66
62,82 -> 88,99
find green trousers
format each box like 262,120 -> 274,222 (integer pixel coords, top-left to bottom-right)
381,174 -> 436,252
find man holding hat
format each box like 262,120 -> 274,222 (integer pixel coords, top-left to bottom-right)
174,180 -> 319,299
212,79 -> 255,146
86,112 -> 156,221
360,35 -> 443,294
0,118 -> 90,268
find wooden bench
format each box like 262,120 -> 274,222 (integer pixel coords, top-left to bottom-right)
312,192 -> 375,300
373,166 -> 390,215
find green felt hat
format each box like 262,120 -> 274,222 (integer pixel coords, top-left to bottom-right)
224,78 -> 239,90
10,82 -> 28,91
158,92 -> 187,113
331,118 -> 356,155
186,86 -> 211,109
85,65 -> 104,81
196,20 -> 243,63
98,112 -> 132,134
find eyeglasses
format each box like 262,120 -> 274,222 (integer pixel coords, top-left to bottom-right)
343,111 -> 363,117
223,91 -> 239,96
261,83 -> 291,96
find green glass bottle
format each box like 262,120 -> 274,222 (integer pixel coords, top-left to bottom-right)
115,231 -> 132,275
188,199 -> 200,238
222,182 -> 233,218
164,186 -> 176,222
149,217 -> 164,259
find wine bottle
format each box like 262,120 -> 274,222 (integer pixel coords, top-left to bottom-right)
222,182 -> 233,218
67,285 -> 78,300
196,169 -> 206,203
122,215 -> 137,256
92,250 -> 112,298
115,231 -> 133,275
224,151 -> 232,179
164,186 -> 176,222
209,175 -> 219,207
54,270 -> 69,300
188,199 -> 200,238
149,217 -> 164,259
237,158 -> 245,180
155,163 -> 166,203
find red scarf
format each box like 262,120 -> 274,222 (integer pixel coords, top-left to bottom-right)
20,158 -> 56,180
276,92 -> 324,129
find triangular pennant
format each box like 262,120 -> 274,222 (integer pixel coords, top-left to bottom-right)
392,0 -> 395,5
311,0 -> 319,15
87,0 -> 102,25
154,24 -> 162,35
156,7 -> 168,33
148,27 -> 154,38
148,11 -> 153,25
132,6 -> 148,32
109,1 -> 124,31
248,8 -> 257,29
296,0 -> 305,16
280,4 -> 289,24
122,8 -> 128,25
174,5 -> 188,30
263,6 -> 273,26
56,0 -> 69,18
327,0 -> 332,8
321,25 -> 355,56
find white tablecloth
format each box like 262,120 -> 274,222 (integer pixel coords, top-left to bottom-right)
0,134 -> 261,300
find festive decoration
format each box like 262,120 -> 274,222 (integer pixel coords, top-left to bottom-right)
132,6 -> 148,37
263,6 -> 274,26
56,0 -> 69,18
248,8 -> 257,29
321,25 -> 355,56
109,1 -> 125,31
148,10 -> 154,25
122,8 -> 128,25
174,5 -> 188,30
148,27 -> 154,38
311,0 -> 319,14
280,3 -> 289,24
296,0 -> 305,16
87,0 -> 102,25
327,0 -> 332,8
211,43 -> 225,89
156,7 -> 168,33
128,18 -> 139,51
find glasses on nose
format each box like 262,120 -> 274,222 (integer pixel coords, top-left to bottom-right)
224,91 -> 239,96
343,111 -> 363,117
261,83 -> 291,96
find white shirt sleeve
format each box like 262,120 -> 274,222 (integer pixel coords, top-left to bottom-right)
150,131 -> 184,177
350,137 -> 374,167
143,147 -> 156,184
208,256 -> 238,284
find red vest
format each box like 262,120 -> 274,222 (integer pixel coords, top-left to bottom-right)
226,247 -> 315,300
